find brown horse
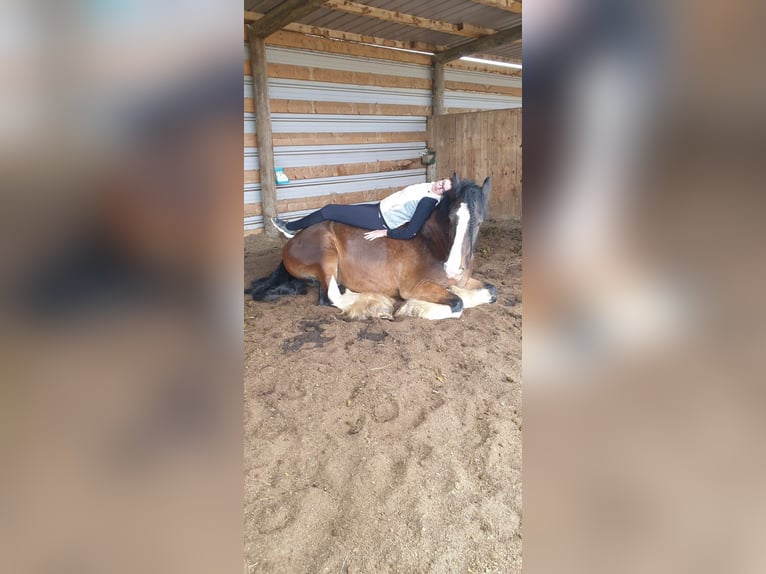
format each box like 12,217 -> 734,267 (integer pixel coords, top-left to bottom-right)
247,175 -> 496,320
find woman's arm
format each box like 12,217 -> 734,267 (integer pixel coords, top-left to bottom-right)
385,197 -> 439,240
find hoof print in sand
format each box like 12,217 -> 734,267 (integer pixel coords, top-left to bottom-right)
256,502 -> 296,534
370,394 -> 400,423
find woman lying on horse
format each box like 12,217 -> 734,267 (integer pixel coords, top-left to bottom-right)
270,179 -> 453,241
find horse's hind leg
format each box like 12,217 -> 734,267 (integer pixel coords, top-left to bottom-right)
397,281 -> 464,320
281,224 -> 340,307
315,250 -> 340,307
317,282 -> 332,306
327,276 -> 395,320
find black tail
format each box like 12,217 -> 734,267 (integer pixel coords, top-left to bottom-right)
245,262 -> 307,301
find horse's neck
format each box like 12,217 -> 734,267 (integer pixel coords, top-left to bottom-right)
420,213 -> 451,261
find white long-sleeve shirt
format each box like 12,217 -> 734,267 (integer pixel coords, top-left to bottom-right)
379,182 -> 442,231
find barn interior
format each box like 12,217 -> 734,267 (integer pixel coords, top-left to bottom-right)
243,0 -> 522,235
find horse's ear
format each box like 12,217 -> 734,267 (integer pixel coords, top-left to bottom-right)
481,177 -> 491,210
450,172 -> 459,194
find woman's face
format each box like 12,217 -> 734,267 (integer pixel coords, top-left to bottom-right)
434,178 -> 452,195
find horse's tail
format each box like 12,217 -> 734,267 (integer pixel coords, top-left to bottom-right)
246,261 -> 307,301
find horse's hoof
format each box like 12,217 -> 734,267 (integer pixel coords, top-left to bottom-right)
317,286 -> 332,306
449,297 -> 464,314
485,283 -> 498,304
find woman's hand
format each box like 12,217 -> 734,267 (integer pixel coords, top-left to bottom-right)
363,229 -> 388,241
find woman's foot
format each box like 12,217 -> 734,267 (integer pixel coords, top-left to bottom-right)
270,217 -> 296,239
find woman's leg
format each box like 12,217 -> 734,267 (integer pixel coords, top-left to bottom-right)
285,203 -> 385,231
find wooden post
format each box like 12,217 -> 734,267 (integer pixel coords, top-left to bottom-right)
429,60 -> 446,180
248,27 -> 278,237
432,60 -> 445,116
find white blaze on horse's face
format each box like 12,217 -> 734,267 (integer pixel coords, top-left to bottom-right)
444,202 -> 470,279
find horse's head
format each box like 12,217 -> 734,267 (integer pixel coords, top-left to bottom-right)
443,175 -> 491,281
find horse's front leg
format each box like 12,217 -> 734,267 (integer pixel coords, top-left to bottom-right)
449,277 -> 497,308
397,280 -> 465,320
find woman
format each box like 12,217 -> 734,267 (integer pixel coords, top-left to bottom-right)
270,178 -> 452,241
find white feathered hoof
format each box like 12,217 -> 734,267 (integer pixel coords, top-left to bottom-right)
345,293 -> 395,320
395,299 -> 463,320
328,276 -> 395,320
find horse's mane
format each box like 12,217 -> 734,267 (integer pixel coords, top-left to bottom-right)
419,179 -> 471,260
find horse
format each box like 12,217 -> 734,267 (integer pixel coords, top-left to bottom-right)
247,174 -> 497,320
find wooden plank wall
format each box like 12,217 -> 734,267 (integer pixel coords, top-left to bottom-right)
428,108 -> 522,220
244,29 -> 522,234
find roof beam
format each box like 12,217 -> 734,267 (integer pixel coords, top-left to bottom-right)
433,24 -> 522,63
322,0 -> 496,38
470,51 -> 523,69
287,22 -> 440,53
248,0 -> 327,38
469,0 -> 523,14
245,10 -> 442,53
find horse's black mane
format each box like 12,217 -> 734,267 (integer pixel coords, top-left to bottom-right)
436,178 -> 480,221
420,178 -> 480,259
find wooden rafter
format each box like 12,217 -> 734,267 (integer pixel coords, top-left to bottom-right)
433,23 -> 522,63
469,0 -> 522,14
472,51 -> 522,64
248,0 -> 327,38
245,10 -> 442,53
450,58 -> 522,77
286,22 -> 440,53
322,0 -> 496,38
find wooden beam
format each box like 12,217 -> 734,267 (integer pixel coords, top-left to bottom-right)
323,0 -> 496,38
245,10 -> 442,53
284,21 -> 440,53
449,56 -> 522,77
433,24 -> 522,63
432,61 -> 445,116
264,29 -> 433,65
428,61 -> 445,180
245,131 -> 427,147
247,29 -> 278,237
469,0 -> 522,14
248,0 -> 327,38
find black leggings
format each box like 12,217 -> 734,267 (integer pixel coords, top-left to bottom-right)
285,203 -> 387,232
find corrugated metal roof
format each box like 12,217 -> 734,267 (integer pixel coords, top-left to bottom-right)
482,42 -> 523,62
245,0 -> 522,66
245,1 -> 284,13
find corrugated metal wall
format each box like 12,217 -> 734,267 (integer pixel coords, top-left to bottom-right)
243,34 -> 521,233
